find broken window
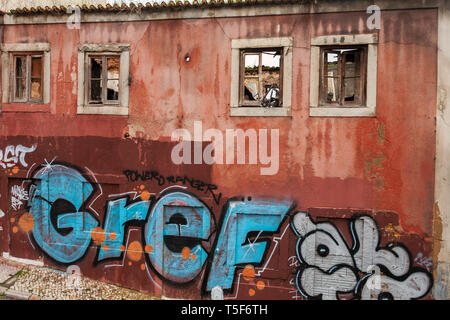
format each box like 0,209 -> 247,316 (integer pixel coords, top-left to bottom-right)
12,53 -> 43,103
87,55 -> 120,105
320,47 -> 367,107
240,49 -> 282,108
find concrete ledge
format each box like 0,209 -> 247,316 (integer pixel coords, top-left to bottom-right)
2,252 -> 44,267
5,288 -> 31,300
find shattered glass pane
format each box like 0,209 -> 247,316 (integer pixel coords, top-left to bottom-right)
31,57 -> 42,78
15,77 -> 26,99
15,56 -> 26,78
91,57 -> 102,79
107,57 -> 120,79
261,51 -> 281,107
90,80 -> 102,102
31,79 -> 41,99
107,79 -> 119,101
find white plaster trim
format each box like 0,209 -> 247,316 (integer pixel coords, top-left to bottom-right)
230,107 -> 291,117
434,0 -> 450,300
230,37 -> 293,117
2,252 -> 44,267
78,43 -> 130,53
309,107 -> 376,117
311,34 -> 378,46
232,37 -> 293,49
1,51 -> 10,104
1,43 -> 50,52
77,106 -> 129,116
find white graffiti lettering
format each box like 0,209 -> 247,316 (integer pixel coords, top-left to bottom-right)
0,144 -> 37,169
291,212 -> 432,300
11,185 -> 29,211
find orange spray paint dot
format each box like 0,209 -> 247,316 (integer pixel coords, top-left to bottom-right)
128,262 -> 132,266
181,247 -> 191,260
18,213 -> 34,232
144,244 -> 153,253
256,281 -> 265,290
103,245 -> 108,252
10,218 -> 15,223
119,245 -> 125,252
91,227 -> 106,246
127,241 -> 143,261
249,289 -> 255,297
140,264 -> 146,271
12,226 -> 18,233
242,265 -> 255,281
141,191 -> 151,201
110,233 -> 116,240
140,185 -> 145,190
12,167 -> 19,174
191,255 -> 197,261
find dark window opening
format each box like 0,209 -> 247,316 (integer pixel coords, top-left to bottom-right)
87,55 -> 120,106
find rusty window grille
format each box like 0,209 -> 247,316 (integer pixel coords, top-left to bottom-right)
11,53 -> 43,103
87,55 -> 120,105
319,46 -> 367,107
239,48 -> 282,108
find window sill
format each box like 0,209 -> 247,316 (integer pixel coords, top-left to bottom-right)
230,107 -> 291,117
77,106 -> 128,116
1,103 -> 50,113
310,106 -> 376,117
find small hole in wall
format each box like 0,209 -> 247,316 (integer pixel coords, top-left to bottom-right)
124,132 -> 130,139
248,197 -> 252,201
185,54 -> 190,62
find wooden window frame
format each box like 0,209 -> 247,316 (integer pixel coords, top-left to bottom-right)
86,54 -> 121,107
77,43 -> 130,116
239,48 -> 284,108
230,37 -> 293,117
319,46 -> 367,108
11,52 -> 44,104
310,34 -> 378,118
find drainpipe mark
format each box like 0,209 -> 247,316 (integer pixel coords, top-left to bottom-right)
432,202 -> 443,279
438,87 -> 447,112
377,122 -> 385,146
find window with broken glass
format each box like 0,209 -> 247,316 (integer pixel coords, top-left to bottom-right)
87,55 -> 120,105
320,46 -> 367,107
240,49 -> 282,108
12,53 -> 43,103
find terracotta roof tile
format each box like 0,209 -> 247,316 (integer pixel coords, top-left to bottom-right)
8,0 -> 309,15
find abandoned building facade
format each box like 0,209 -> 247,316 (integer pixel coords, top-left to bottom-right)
0,0 -> 449,300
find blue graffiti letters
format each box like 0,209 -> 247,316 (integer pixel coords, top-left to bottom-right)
206,200 -> 291,291
144,192 -> 214,283
27,163 -> 293,294
98,198 -> 152,261
28,165 -> 99,263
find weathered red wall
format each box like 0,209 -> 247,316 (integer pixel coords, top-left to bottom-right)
0,8 -> 437,300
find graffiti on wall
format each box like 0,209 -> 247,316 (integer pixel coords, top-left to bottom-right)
11,185 -> 29,211
123,169 -> 222,205
9,161 -> 433,299
22,162 -> 291,297
291,212 -> 433,300
0,144 -> 36,169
